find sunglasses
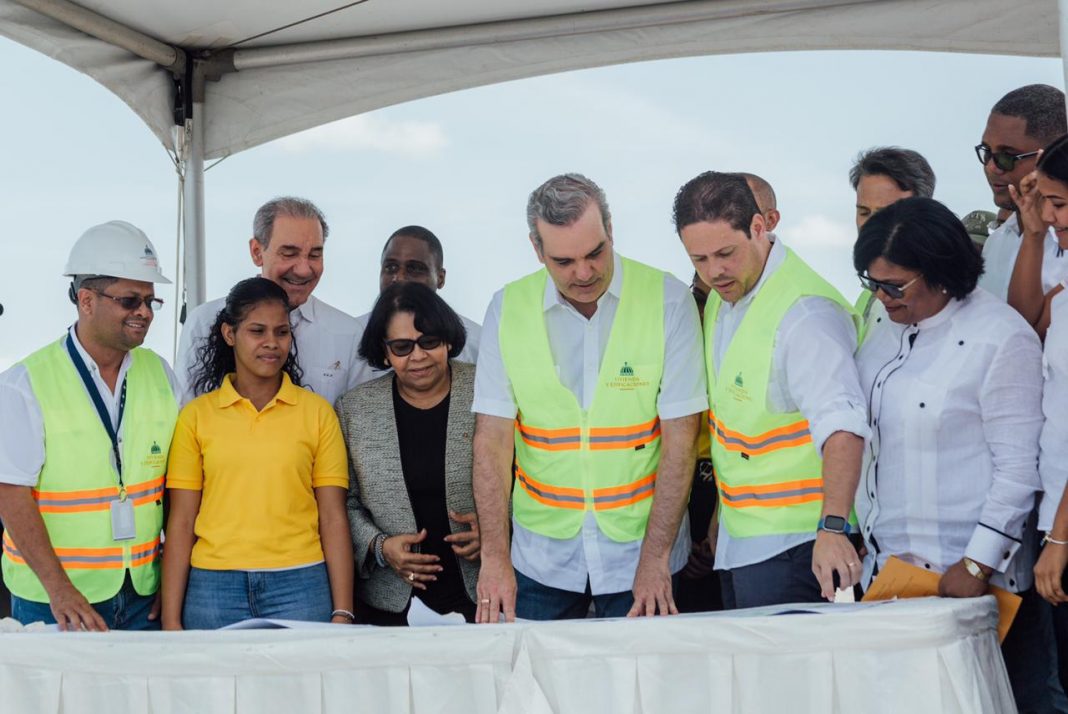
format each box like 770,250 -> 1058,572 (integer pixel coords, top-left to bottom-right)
94,290 -> 164,312
384,335 -> 444,357
858,274 -> 920,300
974,143 -> 1040,172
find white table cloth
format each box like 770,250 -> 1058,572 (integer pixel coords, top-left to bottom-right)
0,597 -> 1014,714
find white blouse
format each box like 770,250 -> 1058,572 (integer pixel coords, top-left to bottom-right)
855,288 -> 1043,593
1039,287 -> 1068,531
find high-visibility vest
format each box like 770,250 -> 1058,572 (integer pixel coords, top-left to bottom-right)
705,247 -> 856,538
855,288 -> 878,346
3,338 -> 177,603
500,257 -> 665,542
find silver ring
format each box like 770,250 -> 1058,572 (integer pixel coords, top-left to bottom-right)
848,562 -> 858,568
408,572 -> 415,581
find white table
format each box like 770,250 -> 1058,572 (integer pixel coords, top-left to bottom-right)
0,597 -> 1014,714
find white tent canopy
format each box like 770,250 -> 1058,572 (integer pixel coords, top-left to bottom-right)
1,0 -> 1066,308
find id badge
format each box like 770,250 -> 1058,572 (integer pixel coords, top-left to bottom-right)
110,499 -> 136,541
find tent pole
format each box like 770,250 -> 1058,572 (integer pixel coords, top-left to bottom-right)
181,64 -> 206,311
1061,0 -> 1068,113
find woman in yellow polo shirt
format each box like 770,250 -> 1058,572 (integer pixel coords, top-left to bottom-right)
160,277 -> 354,629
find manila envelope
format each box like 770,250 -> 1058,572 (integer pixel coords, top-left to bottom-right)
861,555 -> 1021,643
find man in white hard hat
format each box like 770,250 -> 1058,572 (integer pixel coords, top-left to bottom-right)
176,197 -> 362,406
0,221 -> 180,631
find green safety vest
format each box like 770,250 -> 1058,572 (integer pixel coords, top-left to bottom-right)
2,337 -> 177,603
705,247 -> 856,538
501,257 -> 665,542
855,288 -> 878,346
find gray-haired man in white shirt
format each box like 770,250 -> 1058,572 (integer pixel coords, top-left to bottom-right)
176,197 -> 362,407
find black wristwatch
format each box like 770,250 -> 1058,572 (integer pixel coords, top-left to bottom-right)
818,515 -> 853,535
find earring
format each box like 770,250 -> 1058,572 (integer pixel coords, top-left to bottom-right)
941,288 -> 948,295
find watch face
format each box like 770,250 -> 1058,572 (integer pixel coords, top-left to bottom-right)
823,515 -> 847,531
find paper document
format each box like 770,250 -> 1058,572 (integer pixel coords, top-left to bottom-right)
406,596 -> 467,626
861,556 -> 1020,642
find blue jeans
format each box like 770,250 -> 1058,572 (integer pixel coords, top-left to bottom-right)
11,572 -> 159,630
182,563 -> 332,630
515,569 -> 680,620
719,540 -> 824,610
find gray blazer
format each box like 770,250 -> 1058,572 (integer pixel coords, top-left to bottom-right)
336,361 -> 479,612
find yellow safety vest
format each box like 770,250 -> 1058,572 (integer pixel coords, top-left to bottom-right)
706,248 -> 856,538
500,257 -> 665,542
3,337 -> 176,603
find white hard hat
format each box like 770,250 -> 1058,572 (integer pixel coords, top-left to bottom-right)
64,220 -> 171,284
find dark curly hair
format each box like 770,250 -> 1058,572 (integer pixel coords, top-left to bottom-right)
189,277 -> 303,396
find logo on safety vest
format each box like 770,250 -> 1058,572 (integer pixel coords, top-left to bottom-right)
728,372 -> 751,403
142,441 -> 167,470
606,362 -> 650,391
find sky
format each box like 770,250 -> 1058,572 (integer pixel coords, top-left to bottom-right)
0,37 -> 1064,371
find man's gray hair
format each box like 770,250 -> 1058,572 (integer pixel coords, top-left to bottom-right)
252,196 -> 330,248
526,174 -> 612,246
849,147 -> 936,198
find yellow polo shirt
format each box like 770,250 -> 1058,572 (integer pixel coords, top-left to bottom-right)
166,373 -> 349,570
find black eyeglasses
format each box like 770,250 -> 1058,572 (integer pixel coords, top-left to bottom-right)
858,274 -> 920,300
974,143 -> 1040,172
384,335 -> 444,357
93,290 -> 164,312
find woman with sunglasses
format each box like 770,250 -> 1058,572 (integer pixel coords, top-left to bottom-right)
336,281 -> 479,624
1008,135 -> 1068,617
853,197 -> 1055,710
160,277 -> 354,629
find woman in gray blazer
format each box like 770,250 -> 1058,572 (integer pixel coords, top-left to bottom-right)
336,282 -> 480,624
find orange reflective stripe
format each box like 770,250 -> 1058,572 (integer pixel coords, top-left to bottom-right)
34,476 -> 165,514
3,535 -> 161,569
589,418 -> 661,451
516,420 -> 582,451
708,411 -> 812,455
592,472 -> 656,510
515,466 -> 586,510
719,478 -> 823,509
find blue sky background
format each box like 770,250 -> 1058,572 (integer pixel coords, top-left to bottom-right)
0,37 -> 1062,370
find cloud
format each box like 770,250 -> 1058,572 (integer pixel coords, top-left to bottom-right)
276,115 -> 448,157
779,213 -> 856,249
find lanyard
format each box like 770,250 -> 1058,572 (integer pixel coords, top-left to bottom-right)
65,334 -> 128,495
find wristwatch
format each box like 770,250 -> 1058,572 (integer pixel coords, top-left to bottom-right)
817,515 -> 853,535
962,557 -> 989,582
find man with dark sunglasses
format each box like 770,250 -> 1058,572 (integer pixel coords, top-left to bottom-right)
977,84 -> 1068,300
0,221 -> 180,631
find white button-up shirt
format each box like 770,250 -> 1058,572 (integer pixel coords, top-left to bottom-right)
855,289 -> 1043,592
176,293 -> 362,407
710,239 -> 871,570
0,325 -> 181,487
1040,286 -> 1068,531
978,213 -> 1068,300
350,311 -> 482,387
473,252 -> 707,595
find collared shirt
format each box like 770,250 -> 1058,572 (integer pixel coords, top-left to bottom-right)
349,310 -> 482,387
1039,286 -> 1068,531
710,239 -> 870,570
0,325 -> 180,487
176,293 -> 363,407
978,213 -> 1068,300
167,372 -> 349,570
855,289 -> 1043,592
473,252 -> 706,594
